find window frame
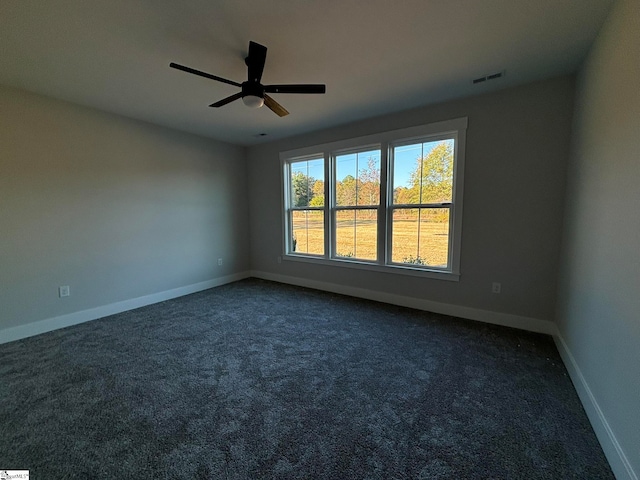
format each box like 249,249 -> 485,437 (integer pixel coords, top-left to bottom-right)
387,133 -> 458,271
282,154 -> 327,257
280,117 -> 467,281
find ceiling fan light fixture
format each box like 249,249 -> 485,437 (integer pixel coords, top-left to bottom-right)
242,95 -> 264,108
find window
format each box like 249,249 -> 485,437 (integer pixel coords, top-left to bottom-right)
334,149 -> 381,261
286,156 -> 325,256
390,138 -> 454,268
282,118 -> 467,280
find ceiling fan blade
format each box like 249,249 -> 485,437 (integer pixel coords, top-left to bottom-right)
170,62 -> 241,88
246,41 -> 267,83
264,94 -> 290,117
264,84 -> 326,94
209,92 -> 243,108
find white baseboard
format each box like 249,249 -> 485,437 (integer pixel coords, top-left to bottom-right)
554,334 -> 637,480
0,271 -> 250,345
249,270 -> 557,335
3,270 -> 632,478
250,270 -> 635,478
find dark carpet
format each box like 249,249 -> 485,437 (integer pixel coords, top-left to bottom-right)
0,278 -> 613,479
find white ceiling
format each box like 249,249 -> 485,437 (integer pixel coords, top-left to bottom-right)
0,0 -> 614,146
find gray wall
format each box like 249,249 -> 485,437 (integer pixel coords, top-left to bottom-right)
247,76 -> 575,323
557,0 -> 640,477
0,85 -> 249,332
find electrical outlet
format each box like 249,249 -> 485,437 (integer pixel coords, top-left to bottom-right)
217,258 -> 223,266
59,285 -> 70,297
492,282 -> 501,294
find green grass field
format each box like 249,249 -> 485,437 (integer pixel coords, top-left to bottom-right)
292,211 -> 449,267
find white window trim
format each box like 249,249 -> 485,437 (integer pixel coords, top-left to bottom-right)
280,117 -> 467,281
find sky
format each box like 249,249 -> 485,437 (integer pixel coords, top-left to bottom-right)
290,139 -> 453,190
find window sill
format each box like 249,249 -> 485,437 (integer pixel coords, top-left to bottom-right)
283,254 -> 460,281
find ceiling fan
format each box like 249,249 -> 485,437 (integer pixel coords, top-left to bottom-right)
170,41 -> 326,117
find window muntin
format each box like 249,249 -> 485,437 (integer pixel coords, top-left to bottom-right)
281,118 -> 466,279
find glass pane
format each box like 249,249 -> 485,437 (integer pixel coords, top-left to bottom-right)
335,210 -> 355,257
336,153 -> 357,206
356,209 -> 377,260
356,150 -> 381,206
391,208 -> 449,267
393,143 -> 421,204
292,210 -> 324,255
392,139 -> 454,204
335,209 -> 377,261
420,140 -> 454,203
290,158 -> 324,207
336,149 -> 381,206
419,208 -> 449,267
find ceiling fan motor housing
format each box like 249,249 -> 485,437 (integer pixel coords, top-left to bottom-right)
242,81 -> 265,99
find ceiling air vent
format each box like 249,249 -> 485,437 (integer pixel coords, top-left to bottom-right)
473,70 -> 505,84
